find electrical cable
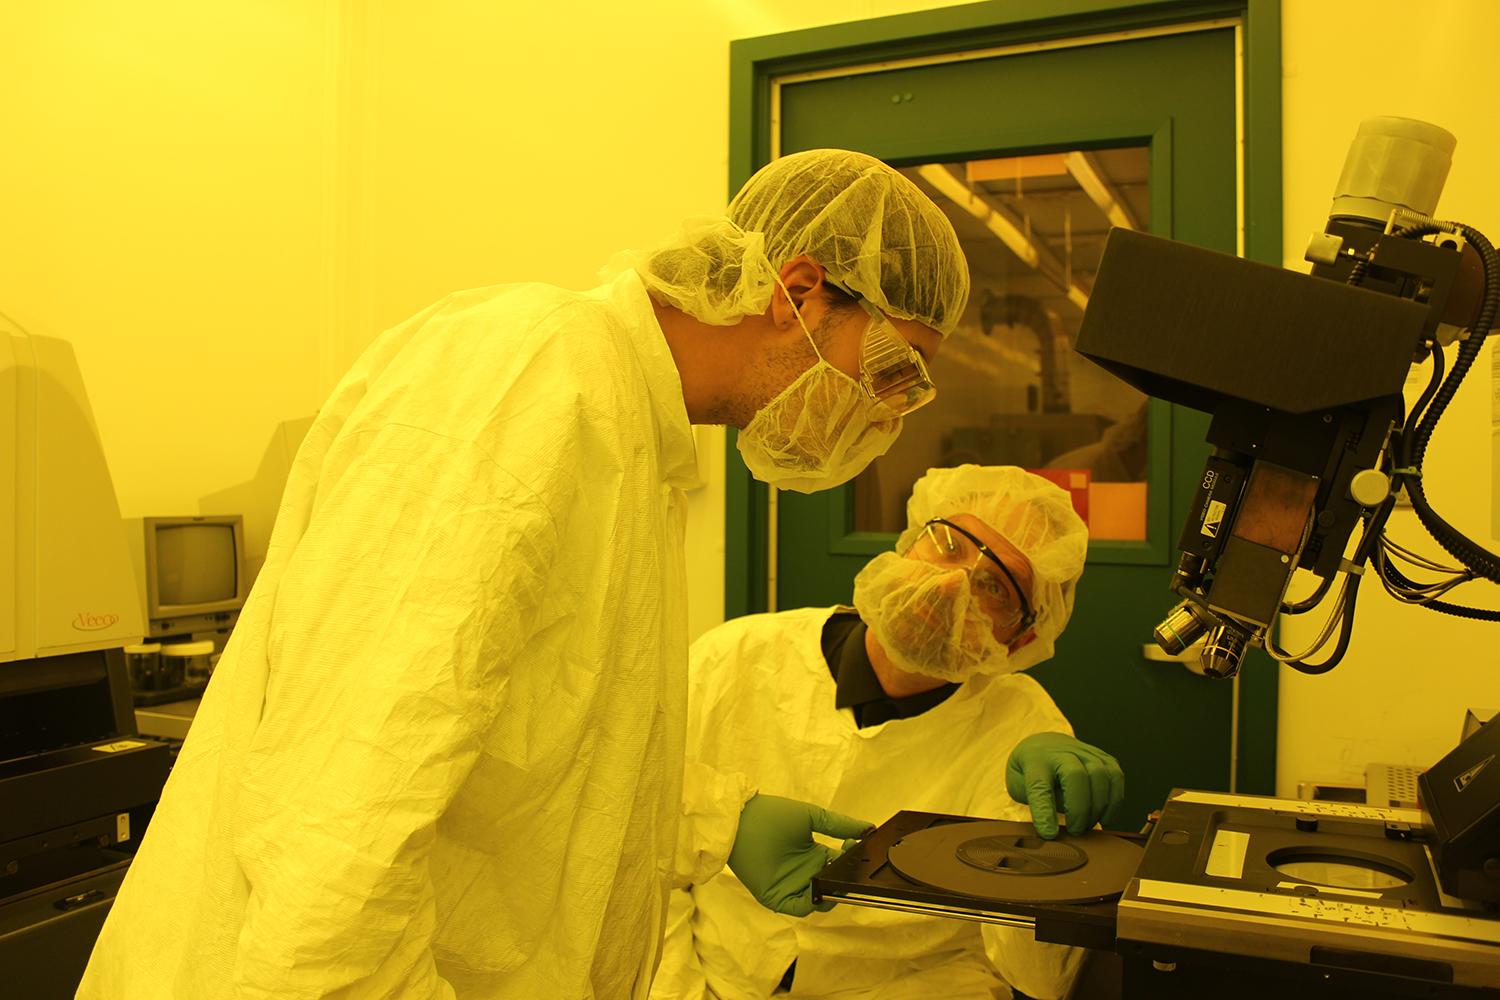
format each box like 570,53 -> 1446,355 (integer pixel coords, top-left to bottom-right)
1278,508 -> 1328,615
1267,575 -> 1350,663
1378,535 -> 1473,596
1267,575 -> 1360,672
1274,493 -> 1397,672
1267,502 -> 1325,618
1382,536 -> 1466,574
1394,222 -> 1500,581
1374,548 -> 1471,603
1379,570 -> 1470,599
1347,255 -> 1372,288
1286,574 -> 1361,674
1400,341 -> 1444,467
1379,573 -> 1469,598
1280,573 -> 1332,614
1369,286 -> 1500,615
1345,218 -> 1500,619
1376,554 -> 1500,621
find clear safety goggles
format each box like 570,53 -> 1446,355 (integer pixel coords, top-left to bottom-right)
856,300 -> 936,421
913,518 -> 1036,632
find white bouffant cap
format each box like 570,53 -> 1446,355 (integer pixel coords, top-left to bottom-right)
898,465 -> 1089,672
601,149 -> 969,335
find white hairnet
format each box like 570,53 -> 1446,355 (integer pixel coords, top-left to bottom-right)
897,465 -> 1089,672
730,149 -> 969,336
599,216 -> 779,326
600,149 -> 969,334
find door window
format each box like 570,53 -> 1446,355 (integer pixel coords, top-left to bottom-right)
853,148 -> 1151,541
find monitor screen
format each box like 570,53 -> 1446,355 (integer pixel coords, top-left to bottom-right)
155,524 -> 238,605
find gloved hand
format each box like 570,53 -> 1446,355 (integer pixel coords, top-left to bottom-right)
727,793 -> 875,917
1005,732 -> 1124,839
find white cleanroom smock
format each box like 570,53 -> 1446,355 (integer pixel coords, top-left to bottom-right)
650,607 -> 1087,1000
78,270 -> 752,1000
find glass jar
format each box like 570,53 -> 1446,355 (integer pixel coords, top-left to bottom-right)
161,640 -> 215,687
123,643 -> 162,691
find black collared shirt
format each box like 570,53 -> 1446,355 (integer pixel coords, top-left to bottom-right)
819,611 -> 958,728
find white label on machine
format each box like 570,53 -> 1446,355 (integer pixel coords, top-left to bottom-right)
1202,500 -> 1227,537
1172,789 -> 1423,824
1205,829 -> 1250,879
117,812 -> 131,842
1133,879 -> 1500,943
1455,755 -> 1494,793
91,740 -> 146,753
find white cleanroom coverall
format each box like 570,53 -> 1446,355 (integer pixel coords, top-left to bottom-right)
651,607 -> 1086,1000
78,270 -> 751,1000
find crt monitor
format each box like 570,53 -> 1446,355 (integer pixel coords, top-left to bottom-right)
142,515 -> 249,620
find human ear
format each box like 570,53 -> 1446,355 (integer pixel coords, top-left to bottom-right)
770,255 -> 828,329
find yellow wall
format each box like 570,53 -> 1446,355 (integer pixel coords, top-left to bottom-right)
1276,0 -> 1500,794
0,0 -> 964,641
1,2 -> 329,515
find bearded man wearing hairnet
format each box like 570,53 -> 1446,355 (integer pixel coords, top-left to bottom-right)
649,466 -> 1124,1000
77,150 -> 969,1000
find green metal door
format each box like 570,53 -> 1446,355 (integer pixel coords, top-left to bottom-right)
729,6 -> 1282,830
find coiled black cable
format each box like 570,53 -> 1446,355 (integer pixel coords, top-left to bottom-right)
1376,316 -> 1499,618
1399,222 -> 1500,582
1278,221 -> 1499,663
1400,339 -> 1444,465
1346,255 -> 1372,288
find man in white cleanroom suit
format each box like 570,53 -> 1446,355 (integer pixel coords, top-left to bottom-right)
650,466 -> 1122,1000
77,150 -> 969,1000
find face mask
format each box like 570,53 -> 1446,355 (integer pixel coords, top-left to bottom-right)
852,551 -> 1015,683
735,288 -> 900,494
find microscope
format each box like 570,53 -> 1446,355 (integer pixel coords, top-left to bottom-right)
1077,117 -> 1495,680
1075,118 -> 1500,910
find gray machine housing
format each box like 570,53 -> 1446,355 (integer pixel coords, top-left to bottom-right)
1421,713 -> 1500,903
1074,228 -> 1444,630
0,647 -> 171,999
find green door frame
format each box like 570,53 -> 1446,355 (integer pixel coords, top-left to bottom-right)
724,0 -> 1282,621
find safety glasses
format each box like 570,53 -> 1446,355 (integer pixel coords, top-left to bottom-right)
920,518 -> 1036,632
857,300 -> 936,420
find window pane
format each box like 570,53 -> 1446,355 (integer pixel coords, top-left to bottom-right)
855,148 -> 1152,540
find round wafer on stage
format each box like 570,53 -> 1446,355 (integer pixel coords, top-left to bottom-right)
888,820 -> 1143,904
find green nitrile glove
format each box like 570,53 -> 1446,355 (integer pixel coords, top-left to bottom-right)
1005,732 -> 1125,839
726,794 -> 875,917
